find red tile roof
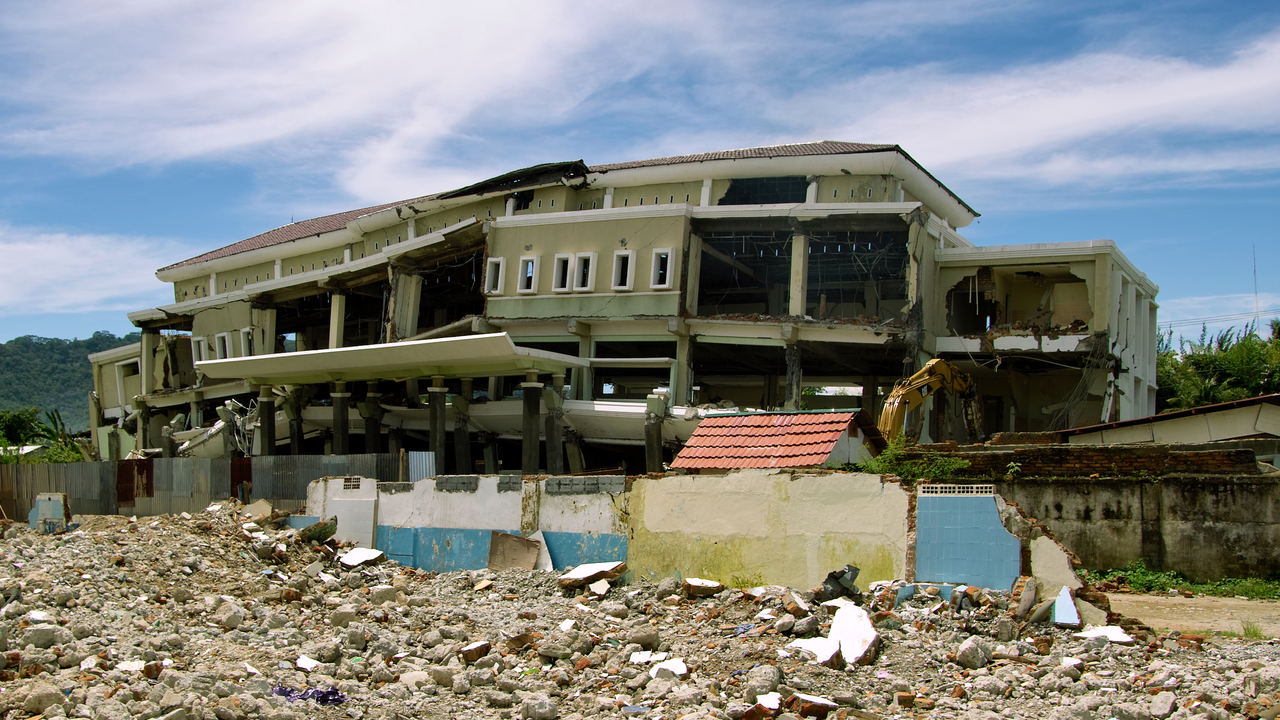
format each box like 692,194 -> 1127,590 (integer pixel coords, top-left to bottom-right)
671,412 -> 857,470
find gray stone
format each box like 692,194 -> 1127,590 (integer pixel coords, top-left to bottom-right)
212,601 -> 246,629
521,694 -> 558,720
23,623 -> 73,648
655,577 -> 681,600
743,664 -> 782,703
792,615 -> 820,636
430,665 -> 460,687
369,585 -> 405,605
1111,703 -> 1152,720
626,626 -> 660,650
773,613 -> 796,633
330,604 -> 358,628
484,690 -> 516,707
1150,693 -> 1178,720
956,636 -> 992,669
439,625 -> 468,641
22,680 -> 65,713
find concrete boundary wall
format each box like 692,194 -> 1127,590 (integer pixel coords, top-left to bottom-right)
627,471 -> 909,589
995,474 -> 1280,581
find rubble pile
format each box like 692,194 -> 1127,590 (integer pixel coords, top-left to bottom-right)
0,505 -> 1276,720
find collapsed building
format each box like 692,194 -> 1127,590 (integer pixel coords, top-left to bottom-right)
86,141 -> 1159,471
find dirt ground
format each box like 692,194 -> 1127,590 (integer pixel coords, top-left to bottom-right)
1107,592 -> 1280,637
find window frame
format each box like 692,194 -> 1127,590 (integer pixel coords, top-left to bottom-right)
552,253 -> 574,293
573,252 -> 598,292
483,257 -> 506,296
517,255 -> 540,294
650,248 -> 674,290
611,249 -> 636,291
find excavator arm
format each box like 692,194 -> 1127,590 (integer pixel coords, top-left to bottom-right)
876,359 -> 983,444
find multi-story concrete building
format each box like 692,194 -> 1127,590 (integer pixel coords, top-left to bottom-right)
88,141 -> 1158,471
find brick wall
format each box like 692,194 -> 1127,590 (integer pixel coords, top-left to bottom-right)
899,445 -> 1259,478
544,475 -> 626,495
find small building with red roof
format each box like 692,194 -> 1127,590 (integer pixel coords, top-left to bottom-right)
671,410 -> 884,473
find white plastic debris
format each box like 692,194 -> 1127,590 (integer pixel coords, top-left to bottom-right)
338,547 -> 384,567
296,655 -> 320,671
629,650 -> 668,664
245,663 -> 260,675
559,619 -> 576,632
648,657 -> 688,679
116,660 -> 145,672
1073,626 -> 1136,645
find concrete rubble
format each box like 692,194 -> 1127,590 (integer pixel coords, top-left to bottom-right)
0,504 -> 1276,720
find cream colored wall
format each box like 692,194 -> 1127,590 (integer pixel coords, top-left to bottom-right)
815,175 -> 894,203
610,182 -> 704,209
191,301 -> 253,355
278,246 -> 345,278
628,470 -> 908,588
486,215 -> 688,298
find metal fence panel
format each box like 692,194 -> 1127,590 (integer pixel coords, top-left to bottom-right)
173,459 -> 193,498
408,451 -> 435,481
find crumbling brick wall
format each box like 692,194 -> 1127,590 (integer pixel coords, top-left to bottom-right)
899,444 -> 1259,478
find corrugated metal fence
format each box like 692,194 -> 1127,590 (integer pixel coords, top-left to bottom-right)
0,452 -> 433,520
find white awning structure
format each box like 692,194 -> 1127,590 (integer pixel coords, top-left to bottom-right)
196,332 -> 588,386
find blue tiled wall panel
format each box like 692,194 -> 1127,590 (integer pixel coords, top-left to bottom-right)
410,527 -> 521,573
916,495 -> 1020,591
287,515 -> 320,529
541,531 -> 628,570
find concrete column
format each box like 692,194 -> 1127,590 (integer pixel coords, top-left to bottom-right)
257,385 -> 275,456
644,394 -> 664,474
255,308 -> 277,356
452,390 -> 472,474
699,179 -> 712,206
406,379 -> 421,408
565,429 -> 586,474
544,387 -> 565,475
190,391 -> 204,428
861,376 -> 880,422
331,382 -> 350,455
386,268 -> 423,342
328,292 -> 347,349
783,343 -> 802,411
160,425 -> 175,458
479,431 -> 499,474
428,381 -> 447,470
789,235 -> 809,317
521,381 -> 544,475
363,388 -> 383,454
140,330 -> 160,396
289,412 -> 304,456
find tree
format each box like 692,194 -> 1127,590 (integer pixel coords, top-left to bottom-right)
1156,321 -> 1280,413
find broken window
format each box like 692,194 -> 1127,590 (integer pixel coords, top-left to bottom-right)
804,231 -> 909,320
512,191 -> 533,212
215,333 -> 230,359
947,269 -> 1001,334
611,250 -> 635,291
718,176 -> 808,205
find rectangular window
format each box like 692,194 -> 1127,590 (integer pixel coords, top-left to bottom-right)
513,191 -> 533,211
650,248 -> 673,289
611,250 -> 635,291
484,257 -> 506,295
517,256 -> 539,294
239,328 -> 254,357
573,252 -> 597,292
190,337 -> 206,363
552,254 -> 573,292
215,333 -> 231,359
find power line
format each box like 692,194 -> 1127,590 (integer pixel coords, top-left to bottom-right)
1158,307 -> 1280,330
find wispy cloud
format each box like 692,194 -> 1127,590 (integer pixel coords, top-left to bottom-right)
0,224 -> 176,315
796,30 -> 1280,184
1156,292 -> 1280,341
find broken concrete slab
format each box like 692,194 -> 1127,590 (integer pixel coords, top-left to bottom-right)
1053,585 -> 1081,628
829,604 -> 880,666
683,577 -> 725,597
1016,577 -> 1039,618
1074,626 -> 1136,645
1032,535 -> 1082,602
557,561 -> 626,588
241,499 -> 273,518
526,529 -> 554,571
1074,596 -> 1108,627
338,547 -> 384,567
488,530 -> 541,571
787,637 -> 844,669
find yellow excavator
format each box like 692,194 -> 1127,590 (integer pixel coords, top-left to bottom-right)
876,359 -> 983,444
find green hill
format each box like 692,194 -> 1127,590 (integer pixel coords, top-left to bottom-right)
0,331 -> 141,433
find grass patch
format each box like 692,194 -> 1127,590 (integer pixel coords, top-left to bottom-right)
851,437 -> 971,481
1084,560 -> 1280,600
1243,621 -> 1266,639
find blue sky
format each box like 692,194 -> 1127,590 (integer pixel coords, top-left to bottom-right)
1,0 -> 1278,343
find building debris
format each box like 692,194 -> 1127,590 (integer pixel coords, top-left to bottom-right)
0,505 -> 1274,720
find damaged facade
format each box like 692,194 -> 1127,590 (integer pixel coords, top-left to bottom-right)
88,141 -> 1158,470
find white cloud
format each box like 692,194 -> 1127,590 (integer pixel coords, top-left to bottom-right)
0,224 -> 177,316
796,30 -> 1280,183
